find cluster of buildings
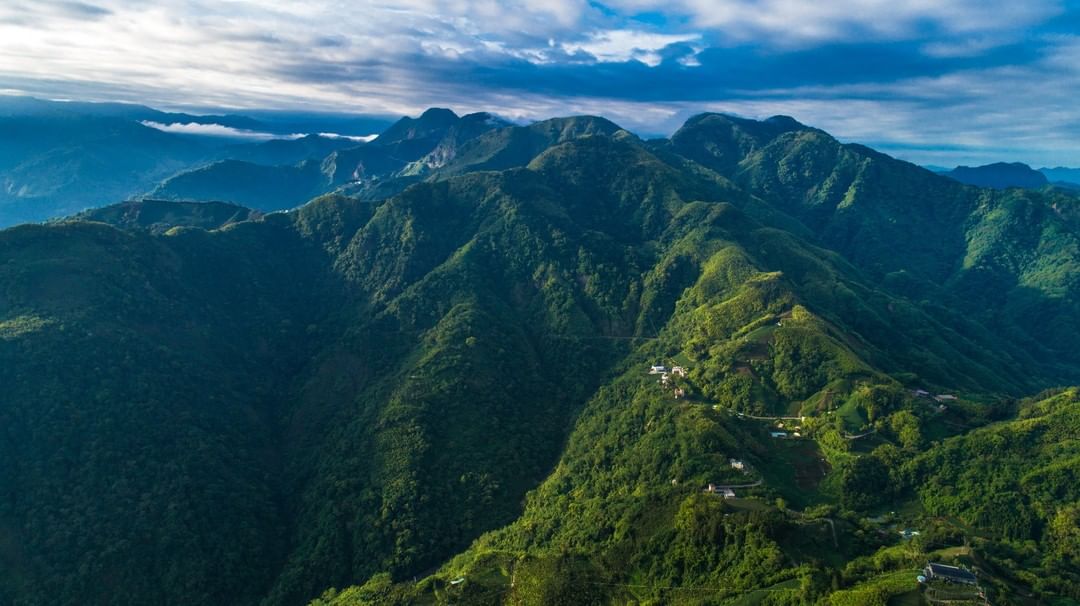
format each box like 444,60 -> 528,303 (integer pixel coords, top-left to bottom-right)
649,364 -> 689,398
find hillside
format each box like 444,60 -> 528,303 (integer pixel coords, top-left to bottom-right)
2,112 -> 1080,606
150,159 -> 331,211
70,199 -> 263,233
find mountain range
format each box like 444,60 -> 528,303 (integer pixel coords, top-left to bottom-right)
1,108 -> 1079,606
0,96 -> 394,227
937,161 -> 1080,190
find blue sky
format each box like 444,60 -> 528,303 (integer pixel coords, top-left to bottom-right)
1,0 -> 1078,166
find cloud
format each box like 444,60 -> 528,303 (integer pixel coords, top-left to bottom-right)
559,30 -> 701,66
141,121 -> 303,140
141,121 -> 381,142
318,132 -> 379,142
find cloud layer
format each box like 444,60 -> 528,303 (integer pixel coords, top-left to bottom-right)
0,0 -> 1077,165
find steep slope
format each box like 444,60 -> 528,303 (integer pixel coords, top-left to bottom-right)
0,218 -> 340,605
669,114 -> 1080,377
426,115 -> 626,178
221,135 -> 366,167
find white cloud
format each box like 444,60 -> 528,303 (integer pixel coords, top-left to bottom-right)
318,132 -> 379,142
560,30 -> 701,66
141,121 -> 303,140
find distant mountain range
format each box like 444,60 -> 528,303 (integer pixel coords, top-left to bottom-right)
933,160 -> 1080,190
3,107 -> 1080,605
0,96 -> 395,226
4,93 -> 1078,229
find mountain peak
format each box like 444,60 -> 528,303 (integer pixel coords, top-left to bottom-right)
418,107 -> 458,122
670,112 -> 810,175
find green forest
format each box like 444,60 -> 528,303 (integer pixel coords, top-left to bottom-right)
1,111 -> 1079,606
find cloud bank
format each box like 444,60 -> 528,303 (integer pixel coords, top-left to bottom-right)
1,0 -> 1077,165
140,121 -> 299,140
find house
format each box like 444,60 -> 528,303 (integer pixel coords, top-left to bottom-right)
649,365 -> 668,374
660,373 -> 671,385
899,529 -> 921,540
912,389 -> 931,398
705,484 -> 735,498
673,387 -> 686,399
671,366 -> 687,377
770,431 -> 788,439
449,577 -> 466,586
729,459 -> 746,471
935,394 -> 958,402
923,563 -> 977,585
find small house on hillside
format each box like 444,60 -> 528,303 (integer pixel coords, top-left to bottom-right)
673,387 -> 686,399
729,459 -> 746,471
705,484 -> 736,498
770,431 -> 788,439
671,366 -> 687,377
912,389 -> 931,398
923,563 -> 977,585
649,365 -> 668,374
935,394 -> 958,402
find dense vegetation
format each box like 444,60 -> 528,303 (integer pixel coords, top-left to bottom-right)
1,109 -> 1079,606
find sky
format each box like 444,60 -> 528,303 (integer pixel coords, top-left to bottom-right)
1,0 -> 1079,167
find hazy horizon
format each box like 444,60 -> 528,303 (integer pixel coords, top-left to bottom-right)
2,1 -> 1079,168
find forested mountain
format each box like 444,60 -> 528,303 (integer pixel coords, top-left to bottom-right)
71,199 -> 263,233
2,110 -> 1079,606
150,108 -> 519,210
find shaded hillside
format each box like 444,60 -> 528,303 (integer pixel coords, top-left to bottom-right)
221,135 -> 366,167
150,160 -> 330,211
0,115 -> 211,226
